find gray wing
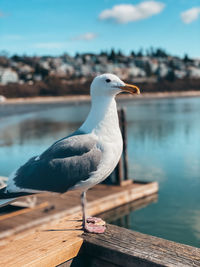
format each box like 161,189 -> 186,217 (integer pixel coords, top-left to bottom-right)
13,133 -> 102,193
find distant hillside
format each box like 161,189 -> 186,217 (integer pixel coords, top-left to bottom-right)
0,48 -> 200,98
0,77 -> 200,99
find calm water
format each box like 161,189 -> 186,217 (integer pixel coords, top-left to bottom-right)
0,97 -> 200,247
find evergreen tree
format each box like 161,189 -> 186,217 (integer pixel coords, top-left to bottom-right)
75,52 -> 80,58
183,54 -> 189,63
155,48 -> 168,58
166,70 -> 176,82
108,49 -> 116,61
117,50 -> 123,57
130,50 -> 135,57
144,62 -> 152,77
137,49 -> 143,57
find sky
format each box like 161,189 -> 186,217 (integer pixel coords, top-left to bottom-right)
0,0 -> 200,57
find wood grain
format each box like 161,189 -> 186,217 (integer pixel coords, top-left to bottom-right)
83,224 -> 200,267
0,214 -> 83,267
0,182 -> 158,239
0,182 -> 158,266
0,202 -> 48,221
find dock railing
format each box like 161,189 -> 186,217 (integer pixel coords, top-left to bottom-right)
60,224 -> 200,267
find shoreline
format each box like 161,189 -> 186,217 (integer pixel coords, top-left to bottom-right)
1,90 -> 200,105
1,91 -> 200,118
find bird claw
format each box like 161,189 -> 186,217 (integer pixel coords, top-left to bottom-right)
84,223 -> 106,234
84,217 -> 106,233
87,217 -> 106,226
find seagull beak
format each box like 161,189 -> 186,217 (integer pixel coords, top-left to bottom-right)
119,83 -> 140,95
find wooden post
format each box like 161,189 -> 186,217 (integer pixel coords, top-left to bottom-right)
115,158 -> 123,186
115,109 -> 124,186
114,108 -> 132,186
121,108 -> 128,181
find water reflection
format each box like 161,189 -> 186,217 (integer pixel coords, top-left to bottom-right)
0,119 -> 77,147
99,194 -> 158,230
0,97 -> 200,247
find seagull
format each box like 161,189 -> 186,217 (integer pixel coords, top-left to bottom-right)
0,73 -> 140,233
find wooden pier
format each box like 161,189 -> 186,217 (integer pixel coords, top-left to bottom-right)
79,225 -> 200,267
0,181 -> 158,266
0,179 -> 199,267
0,181 -> 199,267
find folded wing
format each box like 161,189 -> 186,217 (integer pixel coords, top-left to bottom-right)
7,134 -> 102,193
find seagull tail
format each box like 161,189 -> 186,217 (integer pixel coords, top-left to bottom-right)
0,188 -> 16,207
0,198 -> 16,208
0,188 -> 33,208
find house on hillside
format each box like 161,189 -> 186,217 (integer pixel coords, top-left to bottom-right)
188,67 -> 200,78
0,68 -> 19,85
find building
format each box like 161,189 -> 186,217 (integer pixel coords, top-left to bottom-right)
0,68 -> 19,85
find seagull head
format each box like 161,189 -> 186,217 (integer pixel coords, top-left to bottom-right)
90,73 -> 140,98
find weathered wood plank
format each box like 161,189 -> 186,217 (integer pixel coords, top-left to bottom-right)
1,194 -> 197,267
0,202 -> 48,221
0,214 -> 83,267
86,182 -> 158,217
0,182 -> 158,239
83,224 -> 200,267
0,182 -> 158,266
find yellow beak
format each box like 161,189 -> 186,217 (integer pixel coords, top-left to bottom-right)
119,83 -> 140,95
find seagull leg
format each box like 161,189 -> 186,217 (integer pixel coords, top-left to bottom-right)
81,191 -> 87,228
81,191 -> 106,234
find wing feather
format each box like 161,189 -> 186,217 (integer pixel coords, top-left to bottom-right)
9,134 -> 102,193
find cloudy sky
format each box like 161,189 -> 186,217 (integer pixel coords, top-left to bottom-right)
0,0 -> 200,57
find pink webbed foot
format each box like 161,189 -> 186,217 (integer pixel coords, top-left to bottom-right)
84,217 -> 106,234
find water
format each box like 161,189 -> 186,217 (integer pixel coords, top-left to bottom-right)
0,97 -> 200,248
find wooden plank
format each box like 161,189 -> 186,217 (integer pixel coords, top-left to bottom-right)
82,224 -> 200,267
0,192 -> 82,239
0,202 -> 48,221
86,182 -> 158,217
119,179 -> 133,187
0,214 -> 83,267
0,182 -> 158,239
0,182 -> 158,266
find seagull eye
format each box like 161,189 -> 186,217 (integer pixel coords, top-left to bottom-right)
106,79 -> 111,83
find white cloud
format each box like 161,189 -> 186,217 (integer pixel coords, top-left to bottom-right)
181,7 -> 200,24
0,11 -> 4,17
33,42 -> 66,49
71,32 -> 97,41
99,1 -> 165,24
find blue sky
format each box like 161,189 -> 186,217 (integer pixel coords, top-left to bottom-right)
0,0 -> 200,57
